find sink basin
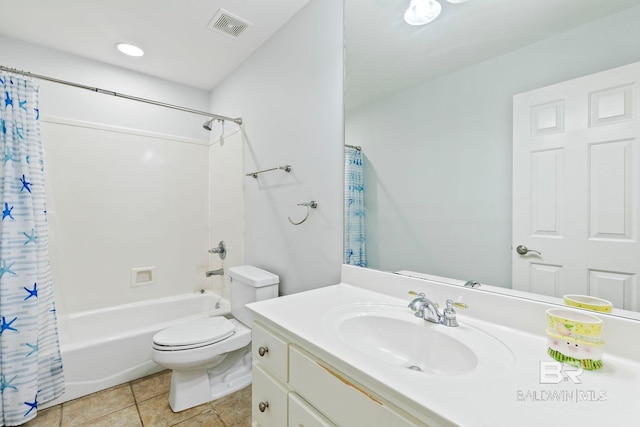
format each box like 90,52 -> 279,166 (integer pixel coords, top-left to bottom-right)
324,304 -> 515,378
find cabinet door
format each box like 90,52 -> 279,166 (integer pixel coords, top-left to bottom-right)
289,346 -> 425,427
253,321 -> 289,382
289,393 -> 335,427
252,363 -> 288,427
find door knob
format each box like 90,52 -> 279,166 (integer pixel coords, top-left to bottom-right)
516,245 -> 541,255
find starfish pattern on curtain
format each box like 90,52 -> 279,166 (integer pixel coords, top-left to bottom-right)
0,72 -> 64,426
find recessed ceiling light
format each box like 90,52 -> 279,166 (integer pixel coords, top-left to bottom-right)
404,0 -> 442,25
116,43 -> 144,57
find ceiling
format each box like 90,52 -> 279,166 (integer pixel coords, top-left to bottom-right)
0,0 -> 310,91
2,0 -> 640,104
346,0 -> 640,109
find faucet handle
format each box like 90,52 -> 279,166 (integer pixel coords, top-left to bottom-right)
441,299 -> 463,327
451,301 -> 468,310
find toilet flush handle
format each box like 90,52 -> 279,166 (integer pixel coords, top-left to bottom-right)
258,346 -> 269,357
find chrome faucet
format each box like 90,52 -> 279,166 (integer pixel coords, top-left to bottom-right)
205,268 -> 224,277
408,292 -> 465,327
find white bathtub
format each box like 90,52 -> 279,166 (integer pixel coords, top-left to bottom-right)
42,291 -> 229,408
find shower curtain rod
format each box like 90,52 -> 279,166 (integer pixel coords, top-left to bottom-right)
0,65 -> 243,125
345,144 -> 361,151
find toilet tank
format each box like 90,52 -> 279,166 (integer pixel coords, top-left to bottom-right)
228,265 -> 279,327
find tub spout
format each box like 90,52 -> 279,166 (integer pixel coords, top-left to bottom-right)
205,268 -> 224,277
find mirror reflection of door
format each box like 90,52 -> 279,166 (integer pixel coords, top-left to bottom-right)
513,61 -> 640,311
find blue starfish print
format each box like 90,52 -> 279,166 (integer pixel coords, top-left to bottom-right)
1,119 -> 5,134
0,374 -> 18,392
3,148 -> 14,165
23,394 -> 37,417
0,260 -> 17,278
0,77 -> 4,84
4,91 -> 12,108
19,175 -> 31,193
0,316 -> 18,334
2,203 -> 14,221
34,108 -> 39,120
23,229 -> 37,246
19,100 -> 27,111
24,283 -> 38,300
16,127 -> 24,139
25,155 -> 30,164
25,339 -> 38,357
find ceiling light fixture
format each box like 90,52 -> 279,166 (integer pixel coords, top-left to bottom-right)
404,0 -> 442,25
404,0 -> 469,26
116,42 -> 144,57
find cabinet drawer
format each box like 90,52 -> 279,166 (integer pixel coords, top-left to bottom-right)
253,321 -> 289,382
252,363 -> 288,427
289,346 -> 423,427
289,393 -> 335,427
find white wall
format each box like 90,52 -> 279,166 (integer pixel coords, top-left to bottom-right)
209,130 -> 245,300
0,36 -> 211,139
346,6 -> 640,287
208,0 -> 344,295
0,36 -> 229,314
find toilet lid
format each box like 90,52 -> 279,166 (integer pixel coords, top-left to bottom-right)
153,316 -> 236,347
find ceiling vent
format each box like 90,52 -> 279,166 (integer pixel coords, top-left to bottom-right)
207,9 -> 253,39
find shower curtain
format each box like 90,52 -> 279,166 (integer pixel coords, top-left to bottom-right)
0,73 -> 64,425
344,146 -> 366,267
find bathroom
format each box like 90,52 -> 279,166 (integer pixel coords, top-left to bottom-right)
1,0 -> 640,426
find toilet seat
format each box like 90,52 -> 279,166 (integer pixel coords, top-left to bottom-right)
153,316 -> 236,351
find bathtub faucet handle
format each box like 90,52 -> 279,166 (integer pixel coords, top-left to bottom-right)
208,241 -> 226,260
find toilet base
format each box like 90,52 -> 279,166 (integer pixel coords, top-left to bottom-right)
168,345 -> 252,412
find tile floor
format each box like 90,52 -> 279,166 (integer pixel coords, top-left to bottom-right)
23,371 -> 252,427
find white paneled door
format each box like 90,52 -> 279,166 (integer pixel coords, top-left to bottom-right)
513,62 -> 640,311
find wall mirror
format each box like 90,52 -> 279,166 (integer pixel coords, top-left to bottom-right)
344,0 -> 640,318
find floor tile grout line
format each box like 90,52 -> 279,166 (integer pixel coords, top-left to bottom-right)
67,403 -> 139,427
59,382 -> 138,427
129,381 -> 146,427
210,405 -> 228,427
134,399 -> 145,427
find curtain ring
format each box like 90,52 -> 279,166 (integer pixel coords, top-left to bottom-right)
288,201 -> 318,225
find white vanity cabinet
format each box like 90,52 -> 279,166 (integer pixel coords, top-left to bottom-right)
289,346 -> 422,427
252,363 -> 289,427
251,321 -> 428,427
288,393 -> 335,427
252,321 -> 291,427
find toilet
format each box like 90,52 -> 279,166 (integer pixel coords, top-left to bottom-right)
151,265 -> 279,412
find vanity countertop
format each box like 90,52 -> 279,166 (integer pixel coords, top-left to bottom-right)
247,268 -> 640,427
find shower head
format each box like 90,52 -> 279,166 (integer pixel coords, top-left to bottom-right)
202,118 -> 215,131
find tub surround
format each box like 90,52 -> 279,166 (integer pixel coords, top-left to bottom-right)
247,265 -> 640,426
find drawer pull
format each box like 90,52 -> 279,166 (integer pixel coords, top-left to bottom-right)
258,346 -> 269,357
258,401 -> 269,412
